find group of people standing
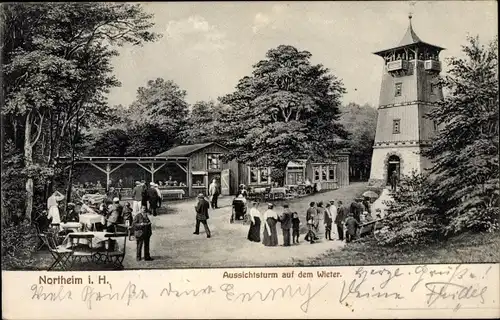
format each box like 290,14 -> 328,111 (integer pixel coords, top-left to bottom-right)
246,202 -> 301,247
244,195 -> 382,247
305,200 -> 347,243
132,180 -> 163,216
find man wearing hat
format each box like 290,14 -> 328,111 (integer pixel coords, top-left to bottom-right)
141,180 -> 149,208
335,200 -> 347,241
63,202 -> 79,223
132,181 -> 143,215
350,197 -> 363,222
328,200 -> 338,239
279,204 -> 293,246
194,194 -> 211,238
209,179 -> 219,209
344,212 -> 360,243
147,182 -> 160,216
107,197 -> 123,232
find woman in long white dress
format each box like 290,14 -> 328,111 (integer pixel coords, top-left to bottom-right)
47,191 -> 65,229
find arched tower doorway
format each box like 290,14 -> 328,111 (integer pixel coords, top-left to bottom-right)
387,155 -> 401,185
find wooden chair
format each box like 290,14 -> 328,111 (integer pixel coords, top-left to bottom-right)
45,232 -> 72,271
103,232 -> 128,269
116,223 -> 133,241
32,222 -> 48,251
68,233 -> 95,268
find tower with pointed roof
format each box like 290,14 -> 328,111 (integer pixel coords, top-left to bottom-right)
368,15 -> 444,186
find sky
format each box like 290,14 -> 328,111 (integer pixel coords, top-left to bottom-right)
107,1 -> 498,108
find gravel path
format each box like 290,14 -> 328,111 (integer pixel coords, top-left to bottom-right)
123,182 -> 369,269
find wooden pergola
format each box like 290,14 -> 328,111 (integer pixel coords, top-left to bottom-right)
60,156 -> 193,195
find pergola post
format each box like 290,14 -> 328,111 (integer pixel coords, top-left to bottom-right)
150,163 -> 155,183
106,164 -> 111,190
187,159 -> 192,197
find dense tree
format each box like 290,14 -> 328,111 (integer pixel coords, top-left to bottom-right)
127,78 -> 189,130
219,45 -> 348,183
124,78 -> 189,155
90,128 -> 130,157
339,102 -> 377,181
424,35 -> 499,234
180,100 -> 226,144
126,124 -> 176,157
1,3 -> 159,220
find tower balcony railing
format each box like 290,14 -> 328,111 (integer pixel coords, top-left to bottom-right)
386,60 -> 409,72
424,60 -> 441,72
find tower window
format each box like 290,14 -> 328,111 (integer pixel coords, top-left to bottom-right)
395,83 -> 402,96
393,119 -> 401,134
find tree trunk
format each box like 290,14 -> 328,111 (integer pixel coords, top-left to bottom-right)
65,162 -> 74,209
65,113 -> 81,209
24,112 -> 33,222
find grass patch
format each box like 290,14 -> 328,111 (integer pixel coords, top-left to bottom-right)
295,231 -> 500,266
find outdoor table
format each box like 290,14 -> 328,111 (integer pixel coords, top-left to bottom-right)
60,222 -> 81,232
269,187 -> 287,200
62,231 -> 108,249
253,187 -> 267,194
82,193 -> 106,204
79,214 -> 104,231
160,189 -> 185,199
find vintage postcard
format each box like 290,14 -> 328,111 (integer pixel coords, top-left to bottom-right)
1,1 -> 499,319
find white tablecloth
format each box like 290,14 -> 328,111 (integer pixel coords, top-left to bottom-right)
60,222 -> 81,231
79,214 -> 104,225
62,231 -> 109,249
271,187 -> 287,194
160,189 -> 185,195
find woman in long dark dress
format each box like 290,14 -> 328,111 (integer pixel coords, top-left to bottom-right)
262,203 -> 279,246
247,202 -> 262,242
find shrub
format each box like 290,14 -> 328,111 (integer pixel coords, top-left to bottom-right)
1,140 -> 26,222
376,171 -> 443,247
1,220 -> 38,270
444,179 -> 499,234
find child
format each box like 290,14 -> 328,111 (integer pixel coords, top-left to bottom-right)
344,212 -> 359,243
292,212 -> 301,244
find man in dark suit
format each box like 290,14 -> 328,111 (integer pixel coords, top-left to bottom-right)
304,202 -> 317,243
141,180 -> 149,208
350,198 -> 363,222
193,194 -> 211,238
345,212 -> 360,243
390,170 -> 399,192
132,206 -> 153,261
63,203 -> 79,223
335,200 -> 346,241
116,179 -> 123,200
147,182 -> 160,216
279,204 -> 292,246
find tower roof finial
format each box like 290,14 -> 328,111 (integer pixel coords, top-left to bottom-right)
409,1 -> 416,21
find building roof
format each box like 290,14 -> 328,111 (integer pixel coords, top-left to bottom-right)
287,159 -> 308,167
156,142 -> 227,157
374,16 -> 445,56
398,18 -> 422,47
